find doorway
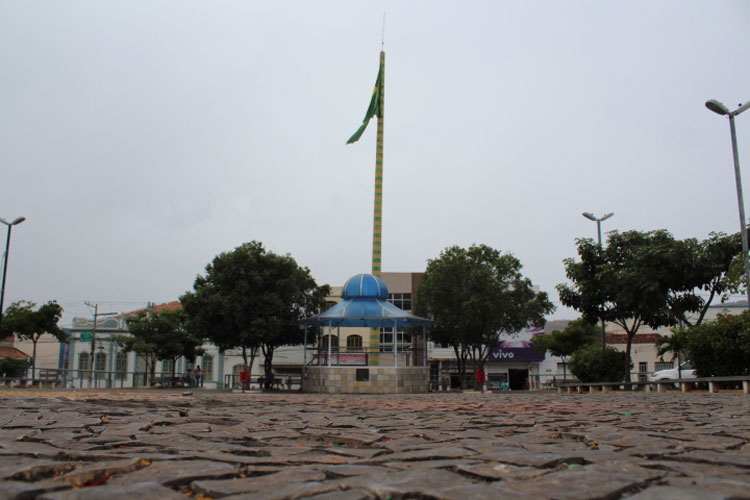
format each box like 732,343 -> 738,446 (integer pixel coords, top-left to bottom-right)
508,369 -> 529,390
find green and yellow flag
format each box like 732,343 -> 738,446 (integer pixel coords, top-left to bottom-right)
346,63 -> 383,144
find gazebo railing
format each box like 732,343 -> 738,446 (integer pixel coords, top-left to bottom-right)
307,347 -> 426,368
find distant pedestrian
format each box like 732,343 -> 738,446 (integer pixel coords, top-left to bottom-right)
194,365 -> 203,387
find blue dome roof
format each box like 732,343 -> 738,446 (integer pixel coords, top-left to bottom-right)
341,274 -> 389,300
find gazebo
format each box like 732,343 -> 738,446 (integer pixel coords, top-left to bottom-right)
301,273 -> 434,393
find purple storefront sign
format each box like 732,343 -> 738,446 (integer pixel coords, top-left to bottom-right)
489,341 -> 545,362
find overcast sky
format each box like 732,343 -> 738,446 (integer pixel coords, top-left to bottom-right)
1,1 -> 749,327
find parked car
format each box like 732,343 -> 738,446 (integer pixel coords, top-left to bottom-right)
651,362 -> 696,381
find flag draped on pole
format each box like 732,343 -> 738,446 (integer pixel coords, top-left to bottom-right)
346,63 -> 383,145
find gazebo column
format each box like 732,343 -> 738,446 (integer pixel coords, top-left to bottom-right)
327,321 -> 333,367
394,319 -> 398,368
337,326 -> 341,365
422,325 -> 427,367
303,325 -> 308,375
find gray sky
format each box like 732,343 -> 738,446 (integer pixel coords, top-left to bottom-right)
1,0 -> 749,327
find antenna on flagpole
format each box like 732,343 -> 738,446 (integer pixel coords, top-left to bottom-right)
381,12 -> 386,49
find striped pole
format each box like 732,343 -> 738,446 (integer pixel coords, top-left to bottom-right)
371,50 -> 385,276
369,51 -> 385,365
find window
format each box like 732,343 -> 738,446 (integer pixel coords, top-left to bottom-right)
321,335 -> 339,351
380,327 -> 411,351
95,352 -> 107,374
115,352 -> 127,380
346,335 -> 363,350
638,362 -> 648,383
78,353 -> 91,379
388,293 -> 412,311
202,355 -> 214,382
162,359 -> 175,375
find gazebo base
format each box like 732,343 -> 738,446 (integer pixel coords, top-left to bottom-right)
302,366 -> 428,394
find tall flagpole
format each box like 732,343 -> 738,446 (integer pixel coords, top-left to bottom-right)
369,50 -> 385,365
371,50 -> 385,277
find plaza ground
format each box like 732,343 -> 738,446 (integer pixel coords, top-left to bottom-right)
0,390 -> 749,499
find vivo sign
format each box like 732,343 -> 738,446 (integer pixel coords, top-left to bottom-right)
489,346 -> 544,362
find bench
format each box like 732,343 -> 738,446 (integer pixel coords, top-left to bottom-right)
558,381 -> 658,394
655,376 -> 750,394
558,376 -> 750,395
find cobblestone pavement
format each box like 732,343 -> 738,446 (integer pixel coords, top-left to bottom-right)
0,390 -> 749,499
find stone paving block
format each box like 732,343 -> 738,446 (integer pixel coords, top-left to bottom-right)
305,488 -> 375,500
502,463 -> 665,499
624,485 -> 731,500
192,467 -> 326,497
453,461 -> 553,481
106,459 -> 239,487
38,480 -> 186,500
0,479 -> 73,499
370,445 -> 476,463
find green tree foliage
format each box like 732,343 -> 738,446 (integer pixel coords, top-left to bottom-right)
417,244 -> 554,388
568,344 -> 629,383
667,232 -> 741,327
533,319 -> 598,380
116,308 -> 202,384
0,300 -> 66,378
0,358 -> 31,378
681,311 -> 750,377
180,241 -> 329,379
558,230 -> 726,380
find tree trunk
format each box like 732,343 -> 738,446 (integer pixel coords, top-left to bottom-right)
624,333 -> 634,383
451,345 -> 461,389
31,337 -> 38,380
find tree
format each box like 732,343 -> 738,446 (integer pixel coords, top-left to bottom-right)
559,230 -> 744,380
681,311 -> 750,377
417,244 -> 554,389
0,358 -> 31,378
180,241 -> 329,381
116,307 -> 202,385
568,344 -> 629,383
558,230 -> 698,380
667,232 -> 741,327
0,300 -> 66,379
533,319 -> 598,381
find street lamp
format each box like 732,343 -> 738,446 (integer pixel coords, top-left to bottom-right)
705,98 -> 750,308
0,216 -> 26,334
582,211 -> 613,347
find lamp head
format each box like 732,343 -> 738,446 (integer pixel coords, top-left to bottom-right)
706,99 -> 730,116
582,212 -> 596,221
0,217 -> 26,226
600,212 -> 614,221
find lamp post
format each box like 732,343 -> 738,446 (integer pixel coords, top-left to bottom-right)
705,98 -> 750,308
582,211 -> 613,347
0,216 -> 26,334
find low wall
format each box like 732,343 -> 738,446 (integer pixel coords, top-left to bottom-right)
302,366 -> 429,394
